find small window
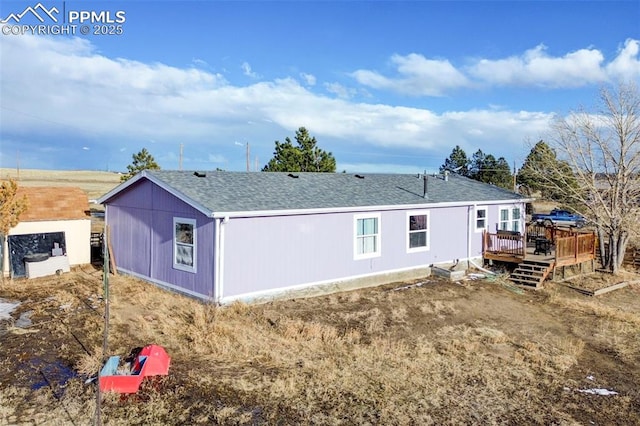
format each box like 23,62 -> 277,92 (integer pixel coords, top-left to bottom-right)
407,211 -> 429,252
354,214 -> 381,259
475,207 -> 487,232
174,217 -> 196,272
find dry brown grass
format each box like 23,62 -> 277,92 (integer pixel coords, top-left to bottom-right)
0,168 -> 120,200
2,271 -> 640,424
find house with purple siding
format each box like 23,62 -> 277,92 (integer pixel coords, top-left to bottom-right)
97,170 -> 528,304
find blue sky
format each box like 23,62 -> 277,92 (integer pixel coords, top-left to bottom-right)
1,0 -> 639,174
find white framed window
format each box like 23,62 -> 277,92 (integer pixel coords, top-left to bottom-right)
511,207 -> 521,233
475,206 -> 488,232
407,211 -> 429,252
173,217 -> 197,272
354,213 -> 381,259
498,206 -> 522,232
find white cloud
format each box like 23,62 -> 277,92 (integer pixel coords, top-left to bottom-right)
300,72 -> 316,86
208,154 -> 227,163
192,58 -> 209,68
606,39 -> 640,82
351,40 -> 640,94
469,44 -> 606,87
241,61 -> 261,79
352,53 -> 470,96
324,82 -> 358,99
0,34 -> 557,170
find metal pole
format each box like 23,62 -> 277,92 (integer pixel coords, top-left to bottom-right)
246,143 -> 250,172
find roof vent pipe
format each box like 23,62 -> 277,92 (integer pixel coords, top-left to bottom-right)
444,170 -> 449,182
423,171 -> 428,199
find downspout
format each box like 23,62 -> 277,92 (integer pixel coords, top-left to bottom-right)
214,218 -> 221,304
214,216 -> 229,305
467,204 -> 473,269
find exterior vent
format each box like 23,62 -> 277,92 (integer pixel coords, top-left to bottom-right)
193,171 -> 207,178
287,173 -> 299,178
355,174 -> 365,179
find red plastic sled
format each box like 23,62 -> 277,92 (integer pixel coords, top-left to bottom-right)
99,345 -> 171,393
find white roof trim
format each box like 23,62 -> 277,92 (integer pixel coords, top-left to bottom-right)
212,198 -> 533,219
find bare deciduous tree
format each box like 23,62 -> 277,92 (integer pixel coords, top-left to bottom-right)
527,82 -> 640,273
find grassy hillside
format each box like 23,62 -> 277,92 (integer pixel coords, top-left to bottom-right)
0,168 -> 121,200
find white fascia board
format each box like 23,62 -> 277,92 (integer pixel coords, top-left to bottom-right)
211,198 -> 531,219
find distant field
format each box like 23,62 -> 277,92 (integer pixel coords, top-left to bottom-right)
0,168 -> 121,200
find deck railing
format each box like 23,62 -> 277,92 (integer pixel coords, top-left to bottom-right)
555,232 -> 596,267
483,231 -> 526,259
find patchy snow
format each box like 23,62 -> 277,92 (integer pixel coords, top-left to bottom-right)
16,311 -> 33,328
586,375 -> 595,381
577,388 -> 619,396
0,298 -> 20,321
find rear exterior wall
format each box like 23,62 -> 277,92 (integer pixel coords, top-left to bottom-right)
220,205 -> 478,301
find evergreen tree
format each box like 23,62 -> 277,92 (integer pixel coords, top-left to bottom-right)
439,145 -> 470,176
121,148 -> 160,182
263,127 -> 336,172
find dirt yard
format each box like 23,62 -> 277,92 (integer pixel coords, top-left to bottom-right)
1,267 -> 639,425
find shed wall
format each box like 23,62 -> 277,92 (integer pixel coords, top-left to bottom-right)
3,219 -> 91,275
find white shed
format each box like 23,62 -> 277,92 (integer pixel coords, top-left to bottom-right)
2,187 -> 91,278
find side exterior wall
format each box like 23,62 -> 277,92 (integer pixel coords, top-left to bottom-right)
3,219 -> 91,275
105,180 -> 216,298
219,201 -> 525,303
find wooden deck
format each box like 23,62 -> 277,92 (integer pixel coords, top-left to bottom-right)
483,227 -> 597,288
483,227 -> 596,266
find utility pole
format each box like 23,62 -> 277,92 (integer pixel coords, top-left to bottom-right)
246,142 -> 250,172
513,160 -> 517,192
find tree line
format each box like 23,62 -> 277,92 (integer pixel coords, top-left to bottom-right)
439,146 -> 513,190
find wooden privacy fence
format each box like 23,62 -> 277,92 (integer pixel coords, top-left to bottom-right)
555,232 -> 596,267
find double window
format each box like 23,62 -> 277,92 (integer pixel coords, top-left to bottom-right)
174,217 -> 197,272
499,206 -> 521,232
407,211 -> 429,252
354,214 -> 381,259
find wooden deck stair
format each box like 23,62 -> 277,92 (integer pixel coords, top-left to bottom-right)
510,260 -> 554,289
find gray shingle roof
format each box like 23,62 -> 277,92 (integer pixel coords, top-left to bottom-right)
135,170 -> 526,214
